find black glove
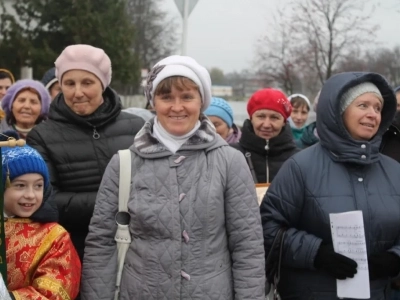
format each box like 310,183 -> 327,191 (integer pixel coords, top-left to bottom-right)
368,252 -> 400,280
314,244 -> 358,279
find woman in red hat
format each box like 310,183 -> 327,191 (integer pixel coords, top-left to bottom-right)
231,88 -> 299,184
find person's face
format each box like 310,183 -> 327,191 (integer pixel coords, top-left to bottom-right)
0,78 -> 12,101
49,82 -> 61,100
396,92 -> 400,111
4,173 -> 44,218
251,109 -> 285,139
61,70 -> 103,116
12,90 -> 42,128
343,93 -> 382,141
154,85 -> 202,136
291,105 -> 309,128
208,116 -> 230,139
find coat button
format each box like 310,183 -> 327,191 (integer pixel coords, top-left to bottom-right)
182,230 -> 190,243
361,155 -> 366,159
358,178 -> 363,182
179,193 -> 186,202
361,144 -> 366,149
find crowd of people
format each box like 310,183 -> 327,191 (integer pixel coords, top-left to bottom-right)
0,43 -> 399,300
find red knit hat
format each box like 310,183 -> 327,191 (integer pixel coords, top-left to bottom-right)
247,88 -> 292,120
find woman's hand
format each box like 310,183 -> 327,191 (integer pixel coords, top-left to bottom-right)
314,244 -> 358,279
368,252 -> 400,280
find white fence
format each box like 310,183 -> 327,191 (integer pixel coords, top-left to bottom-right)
119,95 -> 147,109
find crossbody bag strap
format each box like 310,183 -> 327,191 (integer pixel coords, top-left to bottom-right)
114,149 -> 132,300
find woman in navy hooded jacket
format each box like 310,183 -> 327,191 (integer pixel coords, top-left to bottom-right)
261,72 -> 400,300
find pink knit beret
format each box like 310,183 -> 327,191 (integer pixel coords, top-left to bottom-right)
55,44 -> 112,90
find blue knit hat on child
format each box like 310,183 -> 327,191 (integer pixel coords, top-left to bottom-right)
204,97 -> 234,128
2,145 -> 49,189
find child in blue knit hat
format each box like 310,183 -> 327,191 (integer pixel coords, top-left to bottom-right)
0,143 -> 81,299
204,97 -> 242,143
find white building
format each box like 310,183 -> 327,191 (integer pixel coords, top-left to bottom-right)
211,85 -> 233,97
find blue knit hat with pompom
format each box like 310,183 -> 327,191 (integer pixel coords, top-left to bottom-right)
1,132 -> 49,189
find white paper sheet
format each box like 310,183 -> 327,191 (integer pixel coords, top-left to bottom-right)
255,186 -> 268,206
329,211 -> 370,299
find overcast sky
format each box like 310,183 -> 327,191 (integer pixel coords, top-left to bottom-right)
161,0 -> 399,73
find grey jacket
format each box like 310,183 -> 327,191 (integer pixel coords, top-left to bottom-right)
261,72 -> 400,300
81,116 -> 265,300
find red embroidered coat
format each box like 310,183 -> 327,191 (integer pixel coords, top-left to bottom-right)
6,218 -> 81,300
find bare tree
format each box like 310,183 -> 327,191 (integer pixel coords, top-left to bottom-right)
291,0 -> 378,84
366,47 -> 400,86
334,49 -> 369,73
255,10 -> 301,95
127,0 -> 178,70
209,67 -> 226,85
335,46 -> 400,86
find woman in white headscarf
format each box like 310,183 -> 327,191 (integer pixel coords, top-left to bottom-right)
287,93 -> 311,143
81,55 -> 265,300
296,91 -> 321,149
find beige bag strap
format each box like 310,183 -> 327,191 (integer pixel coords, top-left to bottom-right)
114,149 -> 132,300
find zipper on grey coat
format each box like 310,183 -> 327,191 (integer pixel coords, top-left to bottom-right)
265,140 -> 270,183
93,127 -> 100,139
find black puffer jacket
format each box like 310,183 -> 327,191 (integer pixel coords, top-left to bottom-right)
231,120 -> 299,183
380,111 -> 400,163
26,87 -> 145,260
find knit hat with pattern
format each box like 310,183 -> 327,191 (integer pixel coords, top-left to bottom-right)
204,97 -> 234,128
2,145 -> 49,188
340,82 -> 383,114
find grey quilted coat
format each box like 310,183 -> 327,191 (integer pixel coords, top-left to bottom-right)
261,72 -> 400,300
81,116 -> 265,300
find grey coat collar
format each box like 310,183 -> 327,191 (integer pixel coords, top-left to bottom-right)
131,114 -> 227,158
